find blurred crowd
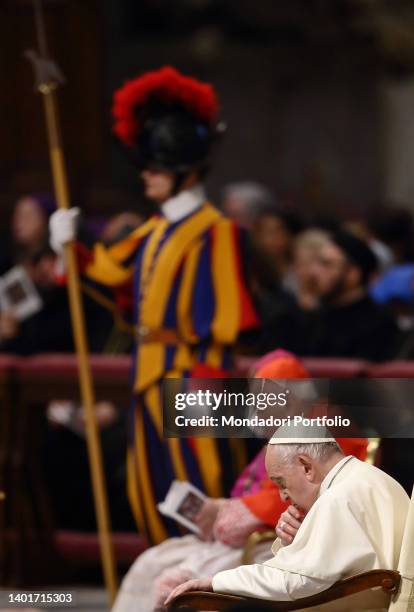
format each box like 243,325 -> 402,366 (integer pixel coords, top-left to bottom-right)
2,186 -> 414,536
1,185 -> 414,362
224,182 -> 414,362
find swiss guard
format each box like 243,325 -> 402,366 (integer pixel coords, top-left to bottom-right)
49,66 -> 259,543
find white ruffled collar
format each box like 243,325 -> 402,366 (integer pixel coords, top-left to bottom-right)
161,185 -> 206,223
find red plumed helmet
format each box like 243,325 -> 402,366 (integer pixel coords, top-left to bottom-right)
112,66 -> 219,147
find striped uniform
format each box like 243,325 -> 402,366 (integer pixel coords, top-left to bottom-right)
84,201 -> 259,543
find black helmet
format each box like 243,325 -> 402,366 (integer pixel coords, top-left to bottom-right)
112,66 -> 222,173
134,107 -> 213,172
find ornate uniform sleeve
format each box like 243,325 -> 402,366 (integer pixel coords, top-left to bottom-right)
83,217 -> 158,287
66,218 -> 158,326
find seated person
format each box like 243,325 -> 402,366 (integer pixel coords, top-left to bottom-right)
0,192 -> 55,274
166,426 -> 408,609
112,353 -> 368,611
279,230 -> 399,360
0,246 -> 112,354
250,207 -> 303,289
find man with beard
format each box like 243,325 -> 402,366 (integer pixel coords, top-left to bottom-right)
288,230 -> 398,361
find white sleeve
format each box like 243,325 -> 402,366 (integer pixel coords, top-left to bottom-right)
212,564 -> 334,601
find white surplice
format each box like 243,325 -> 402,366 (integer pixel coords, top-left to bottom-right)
112,534 -> 272,612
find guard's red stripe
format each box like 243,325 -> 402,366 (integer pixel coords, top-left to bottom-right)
232,224 -> 260,330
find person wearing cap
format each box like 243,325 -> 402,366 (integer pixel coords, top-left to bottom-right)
287,229 -> 399,361
112,352 -> 368,612
111,352 -> 299,612
166,425 -> 409,609
48,66 -> 259,544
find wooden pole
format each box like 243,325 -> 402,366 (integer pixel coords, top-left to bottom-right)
27,5 -> 117,600
38,82 -> 118,604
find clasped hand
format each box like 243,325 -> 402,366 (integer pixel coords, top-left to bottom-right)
275,504 -> 304,545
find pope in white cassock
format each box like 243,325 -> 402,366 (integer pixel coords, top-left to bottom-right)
166,426 -> 410,611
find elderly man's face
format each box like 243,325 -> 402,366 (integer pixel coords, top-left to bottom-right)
265,445 -> 321,513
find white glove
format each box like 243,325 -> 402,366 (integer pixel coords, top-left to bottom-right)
49,207 -> 80,254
